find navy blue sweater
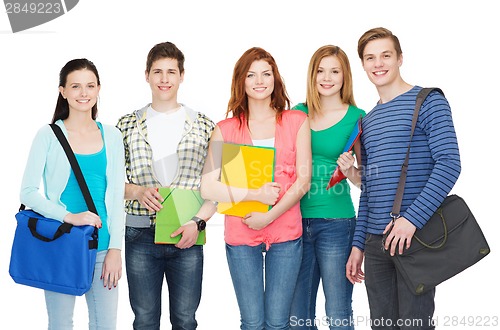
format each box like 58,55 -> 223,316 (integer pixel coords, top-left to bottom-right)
353,86 -> 461,251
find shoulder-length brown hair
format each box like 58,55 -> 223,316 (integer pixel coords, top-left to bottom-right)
305,45 -> 356,119
226,47 -> 290,126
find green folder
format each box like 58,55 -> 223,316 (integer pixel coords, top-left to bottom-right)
154,187 -> 206,245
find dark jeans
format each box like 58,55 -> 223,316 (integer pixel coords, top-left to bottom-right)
125,226 -> 203,330
364,234 -> 435,330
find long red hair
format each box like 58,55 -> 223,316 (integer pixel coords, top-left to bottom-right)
226,47 -> 290,126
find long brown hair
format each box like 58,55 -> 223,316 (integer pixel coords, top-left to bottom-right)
226,47 -> 290,126
52,58 -> 100,124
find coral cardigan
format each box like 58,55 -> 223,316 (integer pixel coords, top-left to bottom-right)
217,110 -> 307,249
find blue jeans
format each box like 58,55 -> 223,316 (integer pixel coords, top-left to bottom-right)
125,226 -> 203,330
290,218 -> 355,330
364,234 -> 435,330
45,250 -> 118,330
226,237 -> 303,330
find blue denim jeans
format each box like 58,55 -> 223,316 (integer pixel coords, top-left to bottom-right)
125,226 -> 203,330
364,234 -> 435,330
290,218 -> 355,330
45,250 -> 118,330
226,237 -> 303,330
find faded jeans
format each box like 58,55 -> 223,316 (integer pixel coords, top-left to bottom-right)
226,237 -> 303,330
291,218 -> 355,330
45,250 -> 118,330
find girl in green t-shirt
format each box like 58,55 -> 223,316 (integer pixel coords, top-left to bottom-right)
291,45 -> 365,330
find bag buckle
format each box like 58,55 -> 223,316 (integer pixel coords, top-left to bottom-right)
390,212 -> 400,222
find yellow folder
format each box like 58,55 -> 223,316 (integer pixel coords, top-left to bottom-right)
217,143 -> 276,217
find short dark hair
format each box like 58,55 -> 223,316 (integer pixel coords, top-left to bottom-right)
146,42 -> 185,74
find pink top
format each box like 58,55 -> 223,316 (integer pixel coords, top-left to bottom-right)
217,110 -> 307,249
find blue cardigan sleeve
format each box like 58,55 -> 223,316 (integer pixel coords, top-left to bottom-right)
103,124 -> 126,250
19,124 -> 69,221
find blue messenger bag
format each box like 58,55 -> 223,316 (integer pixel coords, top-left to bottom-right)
9,124 -> 98,296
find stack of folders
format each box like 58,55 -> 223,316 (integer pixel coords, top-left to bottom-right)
326,116 -> 363,190
154,187 -> 206,245
217,143 -> 276,217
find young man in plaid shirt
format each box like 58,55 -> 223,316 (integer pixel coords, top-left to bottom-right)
116,42 -> 216,330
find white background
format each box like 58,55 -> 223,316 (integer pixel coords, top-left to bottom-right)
1,1 -> 499,329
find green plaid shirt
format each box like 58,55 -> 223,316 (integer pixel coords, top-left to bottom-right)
116,104 -> 215,216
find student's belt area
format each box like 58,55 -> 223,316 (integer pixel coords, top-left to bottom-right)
125,189 -> 176,227
125,214 -> 157,228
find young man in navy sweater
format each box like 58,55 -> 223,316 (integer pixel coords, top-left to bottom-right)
346,27 -> 461,330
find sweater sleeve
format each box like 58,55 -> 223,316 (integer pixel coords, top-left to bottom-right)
352,139 -> 368,251
403,91 -> 461,228
19,125 -> 69,221
105,125 -> 126,250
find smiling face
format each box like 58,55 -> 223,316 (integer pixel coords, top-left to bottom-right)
361,37 -> 403,89
245,59 -> 274,102
316,55 -> 344,98
59,69 -> 100,113
146,57 -> 184,104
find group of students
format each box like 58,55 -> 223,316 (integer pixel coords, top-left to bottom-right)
19,26 -> 461,330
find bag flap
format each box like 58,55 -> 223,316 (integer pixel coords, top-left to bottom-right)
399,195 -> 470,255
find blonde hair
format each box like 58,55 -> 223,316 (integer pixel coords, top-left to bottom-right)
305,45 -> 355,118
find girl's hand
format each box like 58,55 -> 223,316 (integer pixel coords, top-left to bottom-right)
257,182 -> 281,205
102,249 -> 122,289
64,211 -> 102,228
337,152 -> 355,175
242,212 -> 273,230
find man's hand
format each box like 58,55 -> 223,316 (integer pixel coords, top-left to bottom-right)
137,187 -> 163,212
171,221 -> 199,249
346,247 -> 365,284
383,216 -> 417,256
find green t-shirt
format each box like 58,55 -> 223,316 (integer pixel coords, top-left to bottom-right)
293,103 -> 366,219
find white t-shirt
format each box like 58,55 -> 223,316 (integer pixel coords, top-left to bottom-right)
146,105 -> 186,186
252,137 -> 275,148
